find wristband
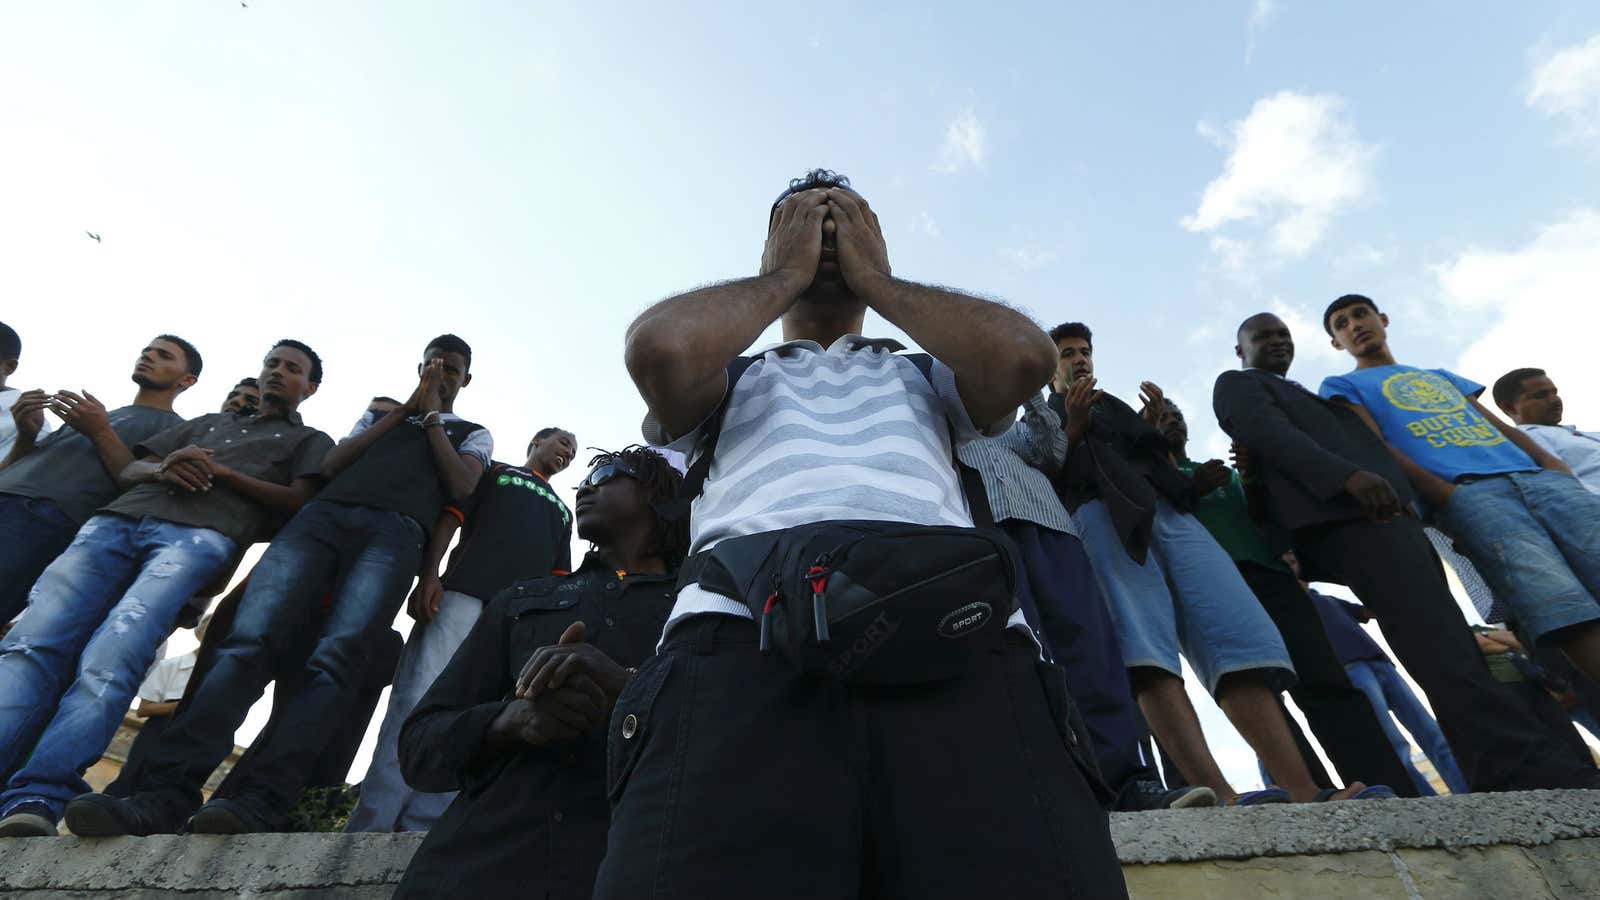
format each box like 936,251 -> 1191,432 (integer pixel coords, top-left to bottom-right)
421,411 -> 444,428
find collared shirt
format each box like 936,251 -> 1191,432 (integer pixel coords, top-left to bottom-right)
958,393 -> 1078,535
136,651 -> 198,703
644,334 -> 1019,634
0,403 -> 182,524
104,410 -> 334,546
1521,424 -> 1600,494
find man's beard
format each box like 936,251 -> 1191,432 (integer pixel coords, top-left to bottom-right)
132,373 -> 156,389
798,272 -> 856,306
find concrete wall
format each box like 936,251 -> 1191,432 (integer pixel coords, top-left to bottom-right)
2,790 -> 1597,898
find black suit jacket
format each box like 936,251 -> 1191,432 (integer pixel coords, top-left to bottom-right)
1212,368 -> 1415,532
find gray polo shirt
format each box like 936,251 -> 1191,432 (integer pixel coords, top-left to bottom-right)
103,410 -> 334,546
0,404 -> 184,525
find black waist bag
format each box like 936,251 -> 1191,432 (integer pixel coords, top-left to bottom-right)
682,520 -> 1019,685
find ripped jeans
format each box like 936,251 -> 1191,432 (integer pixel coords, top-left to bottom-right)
0,514 -> 234,819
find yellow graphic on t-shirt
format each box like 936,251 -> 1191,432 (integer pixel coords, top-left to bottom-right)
1381,371 -> 1506,449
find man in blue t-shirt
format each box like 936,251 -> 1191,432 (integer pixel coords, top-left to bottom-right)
1319,294 -> 1600,689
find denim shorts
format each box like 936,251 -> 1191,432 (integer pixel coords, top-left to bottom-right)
1436,469 -> 1600,642
1073,499 -> 1294,696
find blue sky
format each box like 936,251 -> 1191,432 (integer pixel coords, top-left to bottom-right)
5,2 -> 1598,787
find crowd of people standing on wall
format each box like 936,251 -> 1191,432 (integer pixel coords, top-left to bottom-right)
1,167 -> 1599,899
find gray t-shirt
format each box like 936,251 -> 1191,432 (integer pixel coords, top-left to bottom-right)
0,404 -> 183,525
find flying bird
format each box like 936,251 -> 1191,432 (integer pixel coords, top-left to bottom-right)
85,232 -> 101,243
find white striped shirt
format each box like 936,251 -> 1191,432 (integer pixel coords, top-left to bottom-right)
644,334 -> 1021,634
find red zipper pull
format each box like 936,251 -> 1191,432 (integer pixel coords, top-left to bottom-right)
760,590 -> 778,654
807,564 -> 830,643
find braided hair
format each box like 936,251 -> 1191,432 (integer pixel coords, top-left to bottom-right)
585,445 -> 688,569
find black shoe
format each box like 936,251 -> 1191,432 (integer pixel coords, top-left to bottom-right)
188,797 -> 273,835
0,801 -> 58,837
64,793 -> 184,837
1115,778 -> 1218,811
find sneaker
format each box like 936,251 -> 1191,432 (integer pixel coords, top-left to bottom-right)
0,801 -> 58,838
64,793 -> 184,837
187,797 -> 272,835
1116,779 -> 1218,811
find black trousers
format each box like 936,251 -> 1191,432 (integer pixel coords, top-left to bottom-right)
1295,517 -> 1600,791
594,616 -> 1128,900
1004,520 -> 1158,801
1236,562 -> 1420,796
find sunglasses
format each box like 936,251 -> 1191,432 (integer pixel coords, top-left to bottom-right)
579,460 -> 642,489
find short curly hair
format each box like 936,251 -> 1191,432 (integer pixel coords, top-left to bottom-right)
771,168 -> 853,214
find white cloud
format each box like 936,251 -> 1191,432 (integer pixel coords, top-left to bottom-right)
1245,0 -> 1277,64
916,210 -> 941,238
1183,91 -> 1378,267
1435,209 -> 1600,424
931,109 -> 986,173
1527,34 -> 1600,144
998,246 -> 1056,270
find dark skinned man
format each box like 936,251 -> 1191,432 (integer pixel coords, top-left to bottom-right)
599,168 -> 1124,899
1213,312 -> 1600,791
69,335 -> 495,835
0,340 -> 329,838
1161,400 -> 1419,797
348,426 -> 577,833
392,447 -> 681,900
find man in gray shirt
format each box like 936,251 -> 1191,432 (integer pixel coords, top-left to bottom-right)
0,335 -> 200,624
0,340 -> 331,839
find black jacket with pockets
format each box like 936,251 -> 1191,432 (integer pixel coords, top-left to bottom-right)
394,560 -> 674,900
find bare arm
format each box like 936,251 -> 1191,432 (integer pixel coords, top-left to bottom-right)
212,469 -> 322,515
1470,395 -> 1572,474
827,190 -> 1055,429
408,510 -> 464,623
1330,398 -> 1456,509
424,427 -> 485,500
627,190 -> 829,439
322,406 -> 409,480
136,699 -> 179,718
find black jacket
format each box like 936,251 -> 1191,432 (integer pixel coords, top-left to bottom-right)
1050,391 -> 1195,563
394,557 -> 674,900
1212,368 -> 1416,533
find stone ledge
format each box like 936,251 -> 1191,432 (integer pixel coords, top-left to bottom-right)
0,791 -> 1596,896
1109,788 -> 1600,864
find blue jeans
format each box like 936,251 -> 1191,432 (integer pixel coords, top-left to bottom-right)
133,500 -> 424,822
1437,469 -> 1600,641
0,514 -> 234,819
0,493 -> 80,624
1344,659 -> 1470,795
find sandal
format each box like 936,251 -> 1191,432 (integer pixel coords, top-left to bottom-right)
1314,784 -> 1397,802
1230,787 -> 1291,806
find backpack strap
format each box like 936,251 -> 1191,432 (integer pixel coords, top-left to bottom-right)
677,356 -> 760,501
903,353 -> 996,530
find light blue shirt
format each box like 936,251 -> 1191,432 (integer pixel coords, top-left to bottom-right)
1522,423 -> 1600,494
